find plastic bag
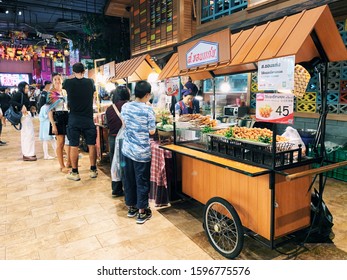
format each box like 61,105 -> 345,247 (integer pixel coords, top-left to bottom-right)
324,141 -> 342,154
111,126 -> 125,182
281,126 -> 306,156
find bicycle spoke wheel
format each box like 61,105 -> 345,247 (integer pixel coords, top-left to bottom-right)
203,197 -> 244,259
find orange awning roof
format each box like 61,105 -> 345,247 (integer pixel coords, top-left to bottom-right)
110,54 -> 161,84
178,5 -> 347,77
158,53 -> 214,81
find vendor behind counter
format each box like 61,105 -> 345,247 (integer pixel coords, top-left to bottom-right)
175,89 -> 194,115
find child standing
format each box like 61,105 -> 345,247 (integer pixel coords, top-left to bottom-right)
39,104 -> 57,159
121,81 -> 156,224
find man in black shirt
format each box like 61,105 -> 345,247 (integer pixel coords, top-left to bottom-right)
64,62 -> 97,181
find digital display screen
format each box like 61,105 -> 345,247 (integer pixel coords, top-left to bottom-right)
0,73 -> 30,87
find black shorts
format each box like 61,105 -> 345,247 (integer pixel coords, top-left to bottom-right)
49,111 -> 69,135
67,123 -> 97,147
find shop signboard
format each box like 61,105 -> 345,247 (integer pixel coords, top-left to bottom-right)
258,55 -> 295,91
186,41 -> 219,68
256,93 -> 294,124
178,28 -> 230,72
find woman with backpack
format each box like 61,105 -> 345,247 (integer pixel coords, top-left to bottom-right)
10,81 -> 37,161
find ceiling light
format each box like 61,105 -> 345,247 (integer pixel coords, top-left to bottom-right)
5,10 -> 9,14
18,11 -> 22,16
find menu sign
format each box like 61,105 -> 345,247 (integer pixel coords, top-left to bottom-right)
256,93 -> 294,124
258,55 -> 295,91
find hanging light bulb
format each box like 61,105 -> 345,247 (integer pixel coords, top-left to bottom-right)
220,76 -> 230,93
105,82 -> 116,93
148,69 -> 159,83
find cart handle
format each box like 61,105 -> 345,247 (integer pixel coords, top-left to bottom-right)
285,160 -> 347,181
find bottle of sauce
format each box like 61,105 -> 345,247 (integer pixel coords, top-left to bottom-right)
240,93 -> 245,107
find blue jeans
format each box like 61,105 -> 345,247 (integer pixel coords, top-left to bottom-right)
122,155 -> 151,210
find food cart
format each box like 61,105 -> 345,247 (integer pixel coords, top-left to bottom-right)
160,5 -> 347,258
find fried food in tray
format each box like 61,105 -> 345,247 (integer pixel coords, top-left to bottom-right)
213,126 -> 289,143
178,114 -> 217,127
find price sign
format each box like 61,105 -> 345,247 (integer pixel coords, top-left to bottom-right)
256,93 -> 294,124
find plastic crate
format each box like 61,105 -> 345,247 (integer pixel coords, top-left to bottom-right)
340,92 -> 347,104
328,149 -> 347,182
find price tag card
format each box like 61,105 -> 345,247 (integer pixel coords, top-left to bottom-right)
256,93 -> 294,124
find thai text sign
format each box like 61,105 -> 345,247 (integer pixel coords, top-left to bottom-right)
258,55 -> 295,91
256,93 -> 294,124
178,28 -> 230,72
186,41 -> 219,68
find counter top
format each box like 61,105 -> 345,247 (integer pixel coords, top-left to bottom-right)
160,144 -> 270,177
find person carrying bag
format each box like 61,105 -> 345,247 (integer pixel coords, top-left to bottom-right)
5,92 -> 23,130
110,104 -> 125,196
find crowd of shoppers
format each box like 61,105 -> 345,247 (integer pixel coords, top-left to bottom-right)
1,64 -> 158,225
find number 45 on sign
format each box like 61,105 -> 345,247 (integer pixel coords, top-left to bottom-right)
256,93 -> 294,124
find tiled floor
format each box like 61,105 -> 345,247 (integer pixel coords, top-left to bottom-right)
0,118 -> 346,260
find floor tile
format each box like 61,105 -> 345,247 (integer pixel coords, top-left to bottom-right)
34,216 -> 88,238
38,236 -> 102,260
0,229 -> 36,247
6,232 -> 68,259
64,219 -> 118,242
75,240 -> 141,260
6,213 -> 60,234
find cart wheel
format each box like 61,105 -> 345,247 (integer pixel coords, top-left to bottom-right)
203,197 -> 244,259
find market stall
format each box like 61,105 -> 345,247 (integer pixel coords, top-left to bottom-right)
93,55 -> 161,162
160,5 -> 347,259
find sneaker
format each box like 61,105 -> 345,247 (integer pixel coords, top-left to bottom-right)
112,190 -> 124,197
127,206 -> 139,218
0,140 -> 7,145
90,169 -> 98,178
136,208 -> 152,224
66,172 -> 81,181
44,155 -> 55,160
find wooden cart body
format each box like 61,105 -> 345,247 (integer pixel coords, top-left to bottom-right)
164,144 -> 311,241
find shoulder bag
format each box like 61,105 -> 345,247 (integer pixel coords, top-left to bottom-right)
5,93 -> 24,130
111,104 -> 125,182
